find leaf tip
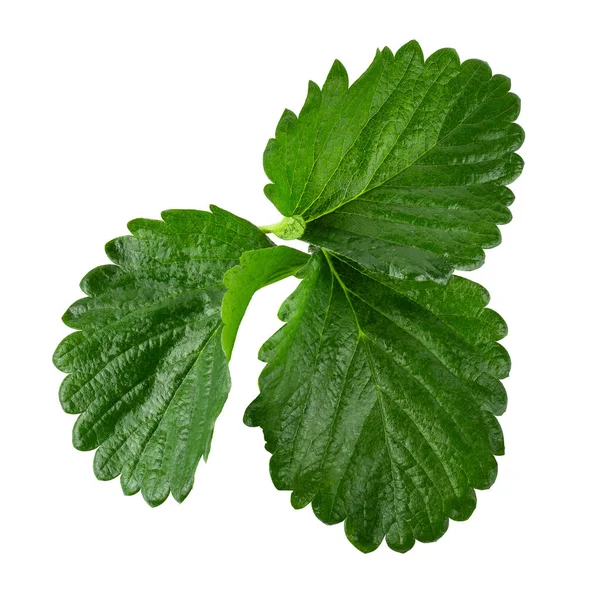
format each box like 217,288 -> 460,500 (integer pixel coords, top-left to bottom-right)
425,47 -> 460,74
398,39 -> 423,62
344,521 -> 381,554
72,416 -> 94,452
242,399 -> 259,427
172,482 -> 194,504
328,58 -> 349,89
142,492 -> 168,508
448,489 -> 477,522
380,45 -> 394,59
104,236 -> 124,265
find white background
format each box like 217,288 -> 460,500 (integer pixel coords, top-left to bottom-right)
1,1 -> 598,598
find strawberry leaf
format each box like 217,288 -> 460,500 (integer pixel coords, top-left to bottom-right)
55,42 -> 523,554
54,206 -> 271,506
245,250 -> 509,552
264,41 -> 523,282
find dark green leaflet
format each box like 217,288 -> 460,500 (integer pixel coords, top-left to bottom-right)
54,206 -> 271,506
245,250 -> 508,552
302,184 -> 514,283
264,40 -> 523,282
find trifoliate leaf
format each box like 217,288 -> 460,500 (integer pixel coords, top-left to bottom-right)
222,246 -> 309,359
245,250 -> 509,552
264,41 -> 523,282
54,42 -> 522,554
54,206 -> 271,506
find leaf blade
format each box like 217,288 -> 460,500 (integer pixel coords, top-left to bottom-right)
54,206 -> 272,506
245,250 -> 507,552
264,41 -> 523,281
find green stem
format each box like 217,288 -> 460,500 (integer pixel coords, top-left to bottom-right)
258,222 -> 282,234
258,215 -> 306,240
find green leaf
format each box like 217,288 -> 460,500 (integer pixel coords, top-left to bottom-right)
222,246 -> 309,359
264,41 -> 523,282
245,250 -> 509,552
54,206 -> 271,506
54,42 -> 521,554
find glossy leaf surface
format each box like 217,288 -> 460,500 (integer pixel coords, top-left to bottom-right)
264,41 -> 523,282
54,206 -> 271,506
245,250 -> 509,552
54,42 -> 522,554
